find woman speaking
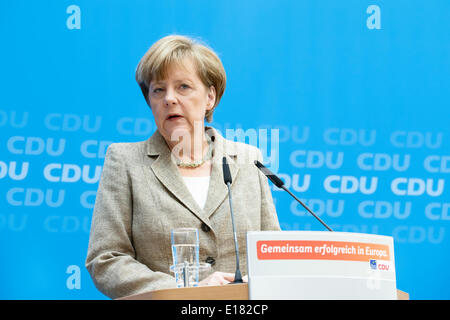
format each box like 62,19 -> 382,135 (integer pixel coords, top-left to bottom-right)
85,35 -> 280,299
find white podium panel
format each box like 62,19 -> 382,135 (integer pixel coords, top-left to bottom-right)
246,231 -> 397,300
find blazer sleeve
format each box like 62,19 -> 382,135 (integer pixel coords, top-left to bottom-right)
85,143 -> 176,299
256,149 -> 281,231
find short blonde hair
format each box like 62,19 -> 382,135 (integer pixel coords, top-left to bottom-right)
136,35 -> 226,123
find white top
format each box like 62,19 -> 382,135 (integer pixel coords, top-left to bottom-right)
182,176 -> 211,209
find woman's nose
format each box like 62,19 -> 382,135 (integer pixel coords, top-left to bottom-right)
164,88 -> 177,106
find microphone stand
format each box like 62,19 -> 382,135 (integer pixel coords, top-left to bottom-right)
254,160 -> 333,232
281,185 -> 333,232
223,157 -> 243,284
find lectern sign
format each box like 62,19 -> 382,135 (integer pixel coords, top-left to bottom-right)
247,231 -> 397,300
257,240 -> 391,262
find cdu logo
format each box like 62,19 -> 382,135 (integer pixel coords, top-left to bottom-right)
370,259 -> 377,270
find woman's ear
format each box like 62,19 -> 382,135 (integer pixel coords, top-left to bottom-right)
206,86 -> 216,111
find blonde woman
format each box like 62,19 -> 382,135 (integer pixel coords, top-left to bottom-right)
85,35 -> 280,299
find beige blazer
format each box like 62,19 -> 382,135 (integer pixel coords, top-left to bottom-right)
85,127 -> 280,299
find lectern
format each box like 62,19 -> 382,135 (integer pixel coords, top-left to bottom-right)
247,231 -> 402,299
118,231 -> 409,300
117,283 -> 408,300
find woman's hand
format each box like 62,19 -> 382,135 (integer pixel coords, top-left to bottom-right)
198,272 -> 248,286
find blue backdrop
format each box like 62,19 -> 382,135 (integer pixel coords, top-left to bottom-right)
1,0 -> 449,299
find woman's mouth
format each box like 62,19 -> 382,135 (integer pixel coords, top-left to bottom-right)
167,114 -> 183,121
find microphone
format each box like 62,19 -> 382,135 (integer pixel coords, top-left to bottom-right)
254,160 -> 333,232
222,156 -> 243,284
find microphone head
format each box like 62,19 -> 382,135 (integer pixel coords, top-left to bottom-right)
222,156 -> 232,184
254,160 -> 285,188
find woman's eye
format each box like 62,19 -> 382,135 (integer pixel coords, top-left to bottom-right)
180,84 -> 190,89
152,87 -> 163,93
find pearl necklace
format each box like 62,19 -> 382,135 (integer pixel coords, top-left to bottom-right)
174,139 -> 213,168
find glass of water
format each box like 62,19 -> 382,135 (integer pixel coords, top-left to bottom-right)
171,228 -> 200,288
187,263 -> 212,287
171,228 -> 199,266
170,263 -> 211,288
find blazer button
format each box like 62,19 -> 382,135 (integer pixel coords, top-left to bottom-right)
205,256 -> 216,266
201,223 -> 211,232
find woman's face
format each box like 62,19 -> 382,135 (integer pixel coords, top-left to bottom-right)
148,58 -> 216,146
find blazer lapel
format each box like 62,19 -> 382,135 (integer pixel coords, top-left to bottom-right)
145,130 -> 204,220
203,128 -> 239,218
144,128 -> 240,222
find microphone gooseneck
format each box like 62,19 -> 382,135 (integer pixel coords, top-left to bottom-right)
254,160 -> 333,232
222,156 -> 243,284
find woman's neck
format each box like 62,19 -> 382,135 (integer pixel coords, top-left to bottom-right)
168,131 -> 210,162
